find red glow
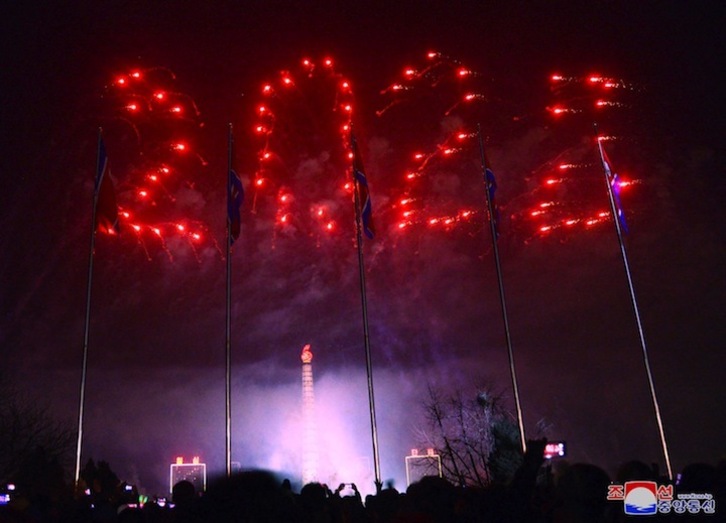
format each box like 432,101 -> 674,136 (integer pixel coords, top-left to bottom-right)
171,106 -> 183,113
282,76 -> 293,86
262,84 -> 273,94
255,125 -> 267,134
457,68 -> 471,77
172,143 -> 187,152
148,174 -> 158,182
154,91 -> 166,101
120,211 -> 130,219
588,75 -> 603,84
551,74 -> 564,81
126,103 -> 138,111
545,178 -> 559,186
595,99 -> 607,107
160,166 -> 170,174
258,105 -> 267,114
132,224 -> 141,232
325,221 -> 334,230
116,77 -> 127,86
176,224 -> 185,232
404,68 -> 416,77
400,198 -> 412,205
152,227 -> 161,236
323,58 -> 333,67
138,190 -> 148,198
130,71 -> 141,79
427,51 -> 439,59
191,232 -> 201,240
255,178 -> 265,187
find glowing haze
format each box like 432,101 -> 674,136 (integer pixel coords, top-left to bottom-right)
2,0 -> 723,502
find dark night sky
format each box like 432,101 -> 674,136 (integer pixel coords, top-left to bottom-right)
1,1 -> 724,495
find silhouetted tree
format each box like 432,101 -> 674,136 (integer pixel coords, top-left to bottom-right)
0,372 -> 75,484
80,459 -> 121,501
416,385 -> 547,488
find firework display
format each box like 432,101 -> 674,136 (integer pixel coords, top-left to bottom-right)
101,67 -> 216,261
99,54 -> 641,257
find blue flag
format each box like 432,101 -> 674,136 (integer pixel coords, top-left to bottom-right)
94,138 -> 120,235
228,169 -> 244,243
351,135 -> 375,239
599,146 -> 629,234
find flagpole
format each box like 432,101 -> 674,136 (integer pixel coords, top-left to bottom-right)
350,130 -> 382,492
476,125 -> 527,453
74,127 -> 103,488
225,123 -> 233,477
594,124 -> 673,481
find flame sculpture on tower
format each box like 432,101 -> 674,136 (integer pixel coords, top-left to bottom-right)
301,344 -> 318,485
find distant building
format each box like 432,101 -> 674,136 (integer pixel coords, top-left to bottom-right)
170,456 -> 206,494
405,448 -> 442,486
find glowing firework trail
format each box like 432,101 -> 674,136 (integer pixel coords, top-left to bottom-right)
102,67 -> 214,261
506,70 -> 640,241
377,51 -> 490,235
251,57 -> 356,244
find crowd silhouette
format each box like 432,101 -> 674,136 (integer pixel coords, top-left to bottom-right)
1,440 -> 724,522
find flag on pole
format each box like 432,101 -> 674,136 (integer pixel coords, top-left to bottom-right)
351,135 -> 375,239
485,167 -> 500,239
598,142 -> 629,234
95,139 -> 120,235
228,169 -> 244,243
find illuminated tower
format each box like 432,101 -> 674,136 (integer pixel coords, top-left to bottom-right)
301,344 -> 318,485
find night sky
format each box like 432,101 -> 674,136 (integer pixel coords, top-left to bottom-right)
1,1 -> 724,496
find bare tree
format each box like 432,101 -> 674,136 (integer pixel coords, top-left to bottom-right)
0,372 -> 75,484
415,385 -> 534,488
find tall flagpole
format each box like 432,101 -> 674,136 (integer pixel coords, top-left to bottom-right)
595,125 -> 673,481
350,131 -> 382,492
476,125 -> 527,453
225,123 -> 233,477
74,127 -> 103,487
